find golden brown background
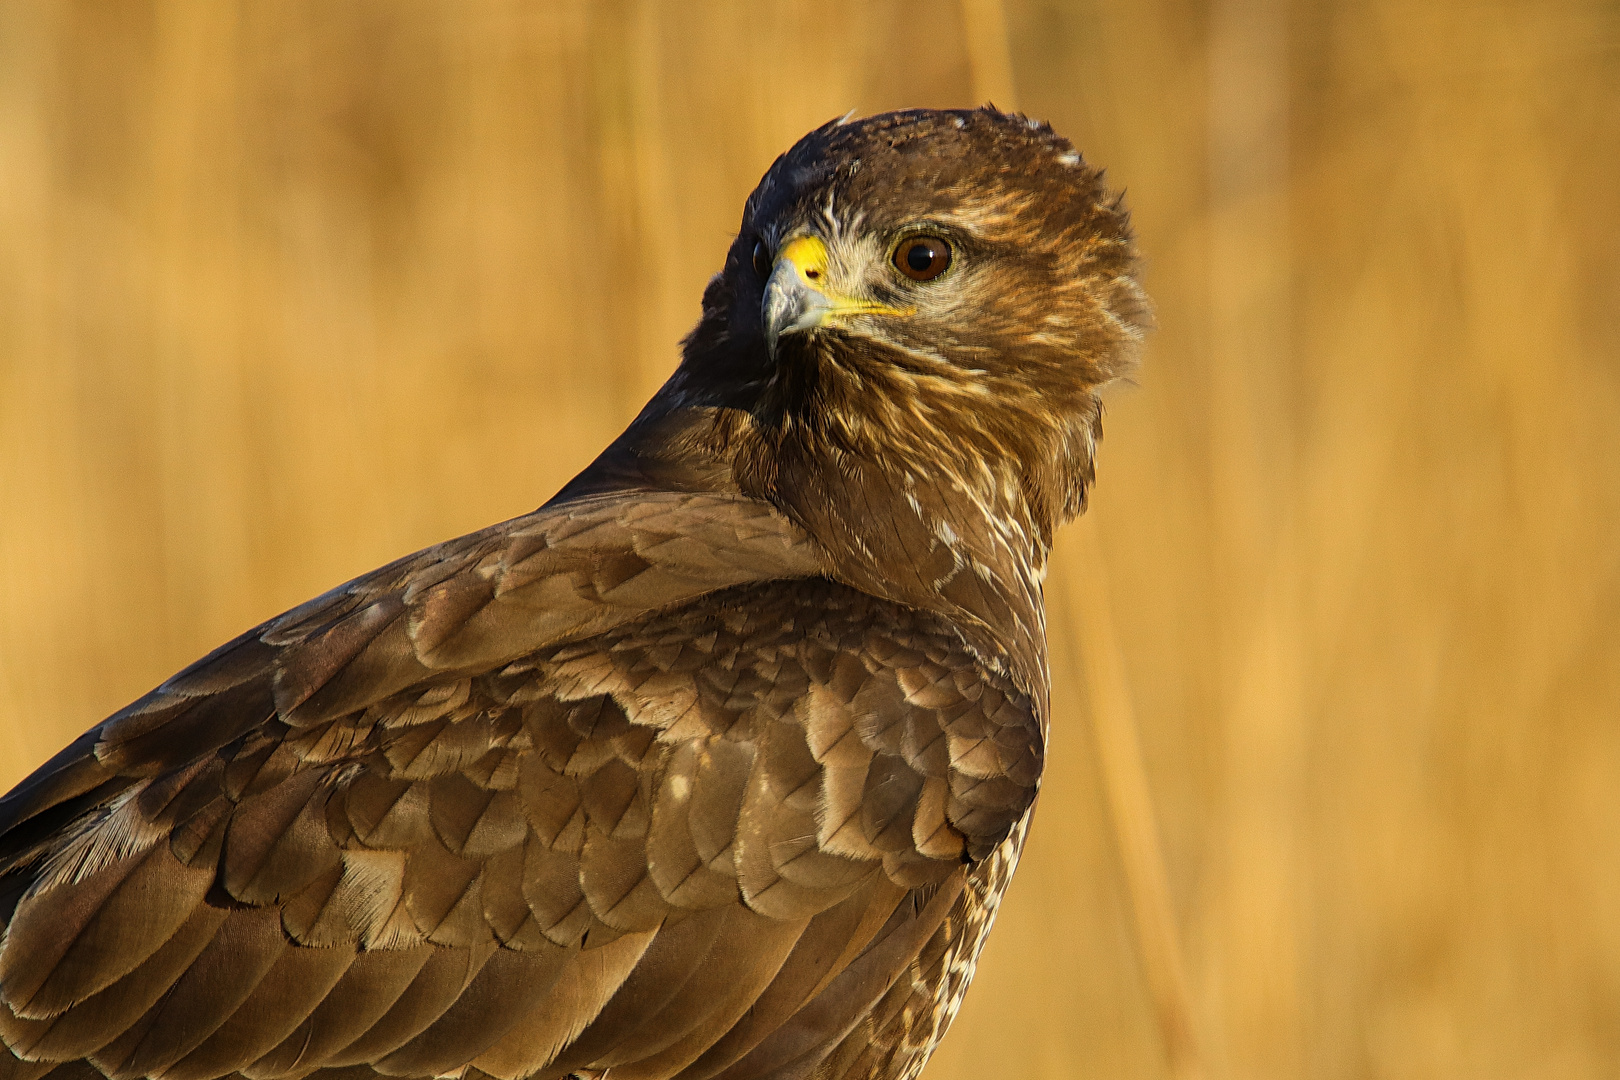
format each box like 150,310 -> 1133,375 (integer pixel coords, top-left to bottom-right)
2,1 -> 1618,1077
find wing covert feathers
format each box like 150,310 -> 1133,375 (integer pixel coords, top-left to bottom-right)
0,495 -> 1042,1080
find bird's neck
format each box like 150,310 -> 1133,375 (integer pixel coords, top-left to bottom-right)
759,413 -> 1053,690
561,380 -> 1065,693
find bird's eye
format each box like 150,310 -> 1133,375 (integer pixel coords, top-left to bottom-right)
752,239 -> 773,279
893,235 -> 952,282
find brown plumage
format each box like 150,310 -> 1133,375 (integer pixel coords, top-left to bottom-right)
0,107 -> 1145,1080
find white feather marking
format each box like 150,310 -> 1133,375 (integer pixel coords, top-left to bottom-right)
332,848 -> 414,947
29,783 -> 167,897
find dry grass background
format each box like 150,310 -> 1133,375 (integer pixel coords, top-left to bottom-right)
2,2 -> 1619,1078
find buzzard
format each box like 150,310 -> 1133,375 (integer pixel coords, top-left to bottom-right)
0,108 -> 1145,1080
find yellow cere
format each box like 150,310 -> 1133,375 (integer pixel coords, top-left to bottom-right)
776,235 -> 832,287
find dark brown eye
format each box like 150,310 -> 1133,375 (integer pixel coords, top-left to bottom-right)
893,235 -> 952,281
752,239 -> 772,279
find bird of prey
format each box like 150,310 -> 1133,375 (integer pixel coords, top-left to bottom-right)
0,108 -> 1145,1080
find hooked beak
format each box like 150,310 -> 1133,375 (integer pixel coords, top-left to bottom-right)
762,237 -> 833,359
761,235 -> 912,359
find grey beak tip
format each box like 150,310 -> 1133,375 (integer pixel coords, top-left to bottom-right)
762,262 -> 829,359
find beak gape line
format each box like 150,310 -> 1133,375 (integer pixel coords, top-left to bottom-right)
761,234 -> 914,358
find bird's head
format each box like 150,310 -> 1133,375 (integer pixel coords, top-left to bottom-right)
665,108 -> 1148,542
743,111 -> 1143,388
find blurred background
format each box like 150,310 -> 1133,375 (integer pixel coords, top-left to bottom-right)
2,2 -> 1618,1078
